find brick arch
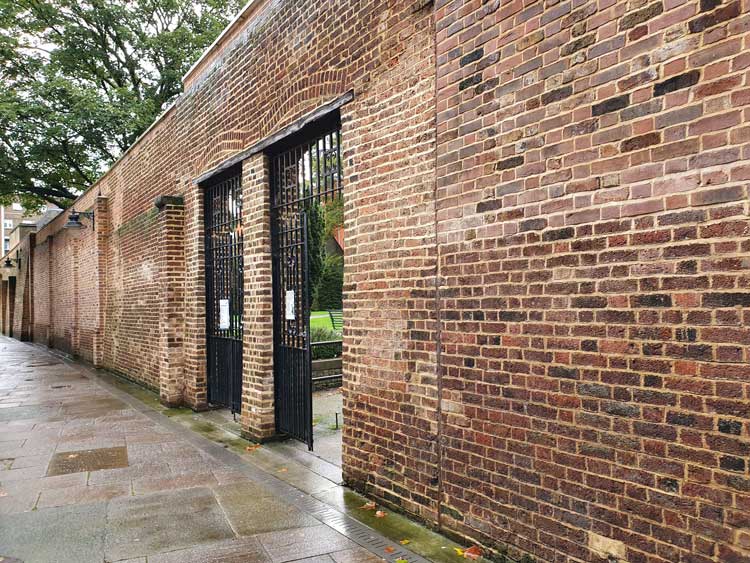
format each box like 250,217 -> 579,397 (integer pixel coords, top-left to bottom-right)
197,132 -> 245,175
255,69 -> 348,140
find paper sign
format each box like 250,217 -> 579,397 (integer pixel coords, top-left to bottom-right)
285,290 -> 296,320
219,299 -> 230,330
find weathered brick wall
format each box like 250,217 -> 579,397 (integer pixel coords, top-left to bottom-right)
32,238 -> 50,345
26,0 -> 438,404
8,1 -> 749,561
434,1 -> 750,562
341,2 -> 440,522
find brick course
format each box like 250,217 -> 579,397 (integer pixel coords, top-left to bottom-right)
0,1 -> 749,562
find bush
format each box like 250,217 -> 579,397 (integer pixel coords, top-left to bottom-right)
314,254 -> 343,310
310,327 -> 341,360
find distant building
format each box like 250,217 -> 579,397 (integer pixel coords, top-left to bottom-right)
1,203 -> 60,256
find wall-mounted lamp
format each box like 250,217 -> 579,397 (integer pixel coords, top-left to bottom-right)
2,256 -> 19,269
64,209 -> 95,230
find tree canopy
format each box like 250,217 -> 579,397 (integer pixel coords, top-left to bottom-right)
0,0 -> 242,210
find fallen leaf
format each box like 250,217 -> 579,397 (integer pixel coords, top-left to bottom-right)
454,548 -> 464,557
464,546 -> 482,560
385,546 -> 395,554
395,559 -> 408,563
277,467 -> 288,473
245,445 -> 261,452
399,539 -> 411,545
360,501 -> 377,510
375,510 -> 386,518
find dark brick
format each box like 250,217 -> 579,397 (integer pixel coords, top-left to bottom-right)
703,293 -> 750,308
689,2 -> 740,33
541,86 -> 573,105
460,48 -> 484,67
579,383 -> 609,398
659,478 -> 680,494
572,296 -> 608,308
476,198 -> 503,213
667,412 -> 697,427
549,366 -> 579,379
605,402 -> 640,418
654,70 -> 701,97
621,132 -> 661,152
700,0 -> 722,10
499,311 -> 527,322
658,210 -> 706,226
719,419 -> 743,435
619,2 -> 664,31
592,94 -> 629,116
459,73 -> 482,91
632,294 -> 672,308
542,227 -> 574,241
496,156 -> 524,170
520,218 -> 548,232
676,328 -> 697,342
561,33 -> 596,57
720,456 -> 746,472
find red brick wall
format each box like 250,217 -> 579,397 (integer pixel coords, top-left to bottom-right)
341,2 -> 440,522
6,1 -> 749,562
433,1 -> 750,561
32,239 -> 50,344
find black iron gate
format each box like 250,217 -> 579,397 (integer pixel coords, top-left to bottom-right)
204,168 -> 244,414
271,120 -> 342,450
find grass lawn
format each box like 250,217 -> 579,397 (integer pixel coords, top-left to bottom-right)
310,311 -> 335,331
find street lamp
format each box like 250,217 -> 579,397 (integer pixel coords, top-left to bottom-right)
64,209 -> 95,230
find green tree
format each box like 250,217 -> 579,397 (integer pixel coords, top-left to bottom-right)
305,200 -> 325,308
0,0 -> 242,209
314,254 -> 343,311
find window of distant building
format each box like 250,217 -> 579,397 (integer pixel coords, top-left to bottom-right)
11,202 -> 22,211
3,220 -> 12,229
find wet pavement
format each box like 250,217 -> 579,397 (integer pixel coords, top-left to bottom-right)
0,336 -> 472,563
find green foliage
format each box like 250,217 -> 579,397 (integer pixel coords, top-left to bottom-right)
324,195 -> 343,238
305,200 -> 325,306
310,327 -> 340,360
0,0 -> 242,208
313,254 -> 343,311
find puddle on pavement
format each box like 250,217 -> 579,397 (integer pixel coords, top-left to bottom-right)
47,446 -> 129,476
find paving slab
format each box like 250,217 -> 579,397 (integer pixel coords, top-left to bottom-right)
214,482 -> 319,535
0,502 -> 106,563
145,537 -> 271,563
104,487 -> 235,561
47,445 -> 129,476
256,524 -> 357,562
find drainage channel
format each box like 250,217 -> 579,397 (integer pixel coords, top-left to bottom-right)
45,346 -> 433,563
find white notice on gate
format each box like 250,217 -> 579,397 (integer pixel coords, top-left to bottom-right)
219,299 -> 230,330
285,290 -> 296,320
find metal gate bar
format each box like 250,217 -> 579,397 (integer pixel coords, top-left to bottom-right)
271,122 -> 342,450
204,169 -> 244,413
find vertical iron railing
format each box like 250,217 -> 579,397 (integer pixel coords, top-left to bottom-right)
271,122 -> 342,450
204,168 -> 244,414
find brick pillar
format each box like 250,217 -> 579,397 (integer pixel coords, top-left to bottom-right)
0,277 -> 7,335
154,195 -> 186,407
240,154 -> 275,441
18,233 -> 35,341
47,235 -> 54,347
92,197 -> 109,367
182,181 -> 209,411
